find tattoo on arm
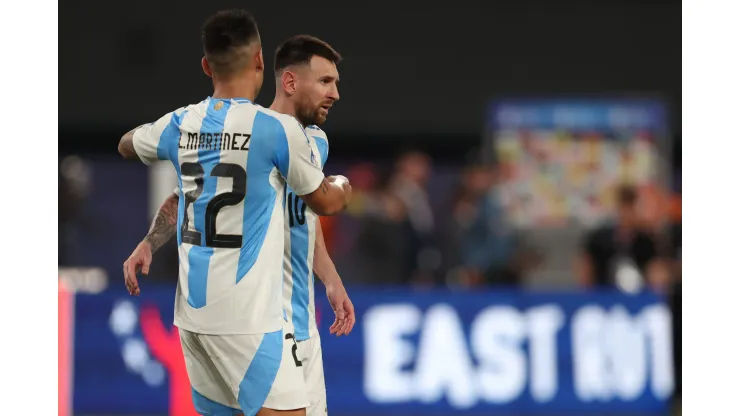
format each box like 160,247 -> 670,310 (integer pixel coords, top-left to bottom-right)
320,179 -> 329,195
144,194 -> 179,252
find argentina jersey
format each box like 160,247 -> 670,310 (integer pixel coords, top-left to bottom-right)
283,125 -> 329,341
132,97 -> 325,335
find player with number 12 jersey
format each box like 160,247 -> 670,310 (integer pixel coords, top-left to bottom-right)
117,10 -> 352,416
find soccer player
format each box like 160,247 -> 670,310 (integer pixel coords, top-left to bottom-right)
271,35 -> 355,416
117,9 -> 352,416
125,35 -> 356,416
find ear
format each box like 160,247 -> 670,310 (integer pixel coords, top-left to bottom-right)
201,56 -> 213,78
280,70 -> 297,96
255,48 -> 264,72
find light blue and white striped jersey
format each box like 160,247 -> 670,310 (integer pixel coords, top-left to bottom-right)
132,97 -> 325,335
283,125 -> 330,341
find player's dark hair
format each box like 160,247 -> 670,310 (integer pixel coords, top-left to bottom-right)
274,35 -> 342,75
201,9 -> 260,75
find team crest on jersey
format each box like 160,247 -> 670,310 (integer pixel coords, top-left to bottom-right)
310,149 -> 319,167
214,101 -> 224,111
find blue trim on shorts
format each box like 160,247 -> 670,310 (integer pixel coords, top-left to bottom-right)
191,387 -> 241,416
237,329 -> 283,416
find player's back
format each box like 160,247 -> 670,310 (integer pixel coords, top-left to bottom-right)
169,97 -> 290,335
132,96 -> 326,335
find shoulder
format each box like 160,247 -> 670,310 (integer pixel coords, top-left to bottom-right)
305,125 -> 328,142
250,108 -> 310,145
161,102 -> 205,126
161,102 -> 207,133
254,106 -> 303,132
170,106 -> 190,122
180,98 -> 213,116
173,104 -> 191,115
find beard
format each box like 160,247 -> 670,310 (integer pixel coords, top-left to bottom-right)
296,105 -> 324,127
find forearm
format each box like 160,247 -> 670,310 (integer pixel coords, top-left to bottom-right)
323,180 -> 350,215
144,193 -> 179,253
313,219 -> 342,288
302,177 -> 351,216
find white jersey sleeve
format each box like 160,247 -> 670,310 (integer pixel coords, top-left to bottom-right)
132,108 -> 184,165
306,125 -> 329,170
274,118 -> 325,196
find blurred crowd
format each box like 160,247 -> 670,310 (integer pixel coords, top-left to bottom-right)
325,149 -> 682,296
59,148 -> 682,295
333,150 -> 522,288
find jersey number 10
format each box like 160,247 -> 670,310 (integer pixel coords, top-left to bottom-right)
180,162 -> 247,249
287,192 -> 307,228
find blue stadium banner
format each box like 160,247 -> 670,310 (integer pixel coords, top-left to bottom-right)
69,286 -> 674,415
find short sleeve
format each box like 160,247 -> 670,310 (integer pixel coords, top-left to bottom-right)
306,125 -> 329,169
275,119 -> 325,196
133,111 -> 177,165
314,136 -> 329,169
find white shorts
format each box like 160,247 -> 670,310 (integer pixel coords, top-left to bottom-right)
179,321 -> 309,416
297,334 -> 328,416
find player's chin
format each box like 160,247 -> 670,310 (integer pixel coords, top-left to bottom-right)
313,114 -> 327,125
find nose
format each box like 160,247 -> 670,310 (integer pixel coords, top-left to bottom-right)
329,85 -> 340,102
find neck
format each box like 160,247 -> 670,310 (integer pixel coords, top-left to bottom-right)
269,94 -> 304,127
212,75 -> 258,101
